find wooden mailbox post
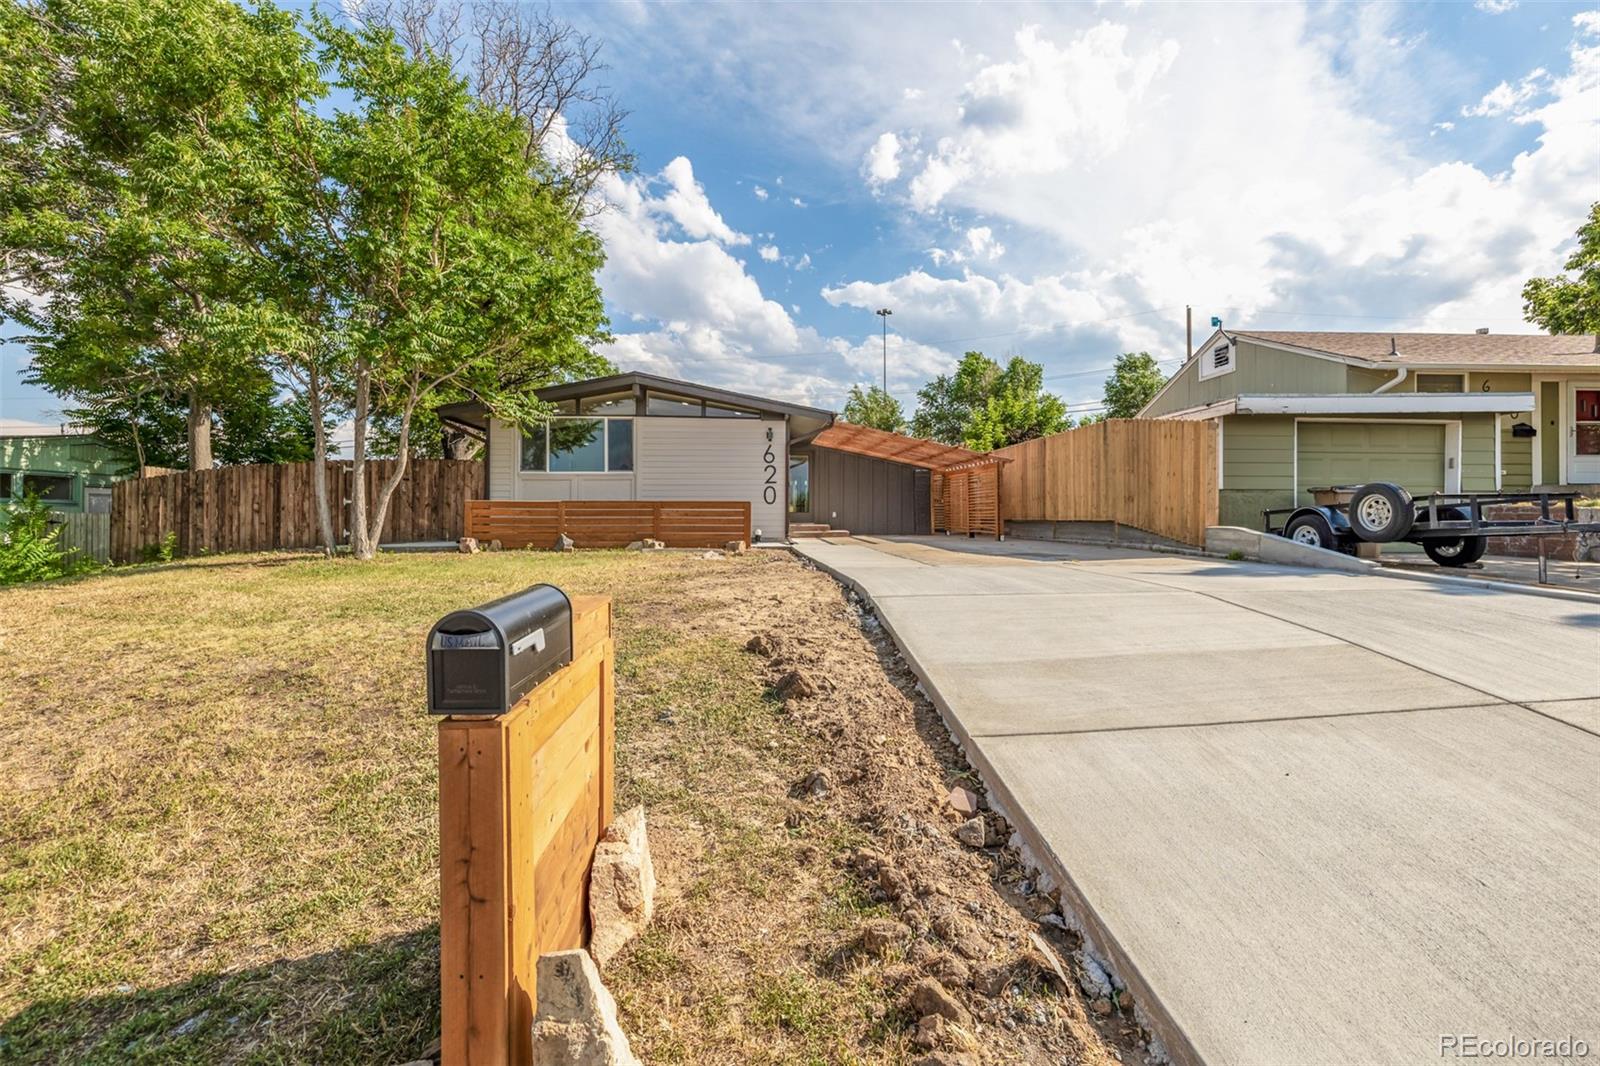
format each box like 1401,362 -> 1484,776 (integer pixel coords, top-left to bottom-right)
437,595 -> 615,1066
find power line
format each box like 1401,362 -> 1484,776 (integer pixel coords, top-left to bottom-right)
1042,355 -> 1185,383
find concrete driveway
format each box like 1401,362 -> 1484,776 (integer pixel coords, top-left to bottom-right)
793,535 -> 1600,1066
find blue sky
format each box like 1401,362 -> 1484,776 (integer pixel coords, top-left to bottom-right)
5,0 -> 1598,428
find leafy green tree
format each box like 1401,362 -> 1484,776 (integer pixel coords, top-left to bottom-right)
910,351 -> 1002,444
842,384 -> 907,433
1523,202 -> 1600,335
0,0 -> 312,470
275,17 -> 610,558
1101,351 -> 1168,420
962,357 -> 1070,450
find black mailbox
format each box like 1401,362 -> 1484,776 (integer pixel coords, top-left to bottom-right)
427,584 -> 573,715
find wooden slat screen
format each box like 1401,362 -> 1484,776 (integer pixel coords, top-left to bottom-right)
465,499 -> 751,549
989,419 -> 1219,545
931,465 -> 1003,538
109,459 -> 485,562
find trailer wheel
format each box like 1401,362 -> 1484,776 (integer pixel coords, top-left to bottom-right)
1425,537 -> 1488,566
1419,506 -> 1489,567
1284,512 -> 1337,550
1348,482 -> 1414,542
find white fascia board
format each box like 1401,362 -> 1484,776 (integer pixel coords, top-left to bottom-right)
1235,393 -> 1535,415
1155,399 -> 1237,420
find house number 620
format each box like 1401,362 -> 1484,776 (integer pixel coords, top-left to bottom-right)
762,427 -> 778,505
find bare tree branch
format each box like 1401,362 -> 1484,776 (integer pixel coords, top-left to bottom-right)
355,1 -> 633,220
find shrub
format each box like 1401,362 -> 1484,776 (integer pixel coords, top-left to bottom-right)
0,494 -> 73,584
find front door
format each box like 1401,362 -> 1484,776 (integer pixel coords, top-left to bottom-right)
1570,383 -> 1600,483
788,453 -> 811,522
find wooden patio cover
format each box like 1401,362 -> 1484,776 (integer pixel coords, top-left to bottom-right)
809,423 -> 1007,471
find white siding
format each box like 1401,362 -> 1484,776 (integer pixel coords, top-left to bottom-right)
516,474 -> 634,500
490,414 -> 790,539
635,417 -> 786,539
487,417 -> 517,498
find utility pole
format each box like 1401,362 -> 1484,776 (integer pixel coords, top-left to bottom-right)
876,307 -> 893,393
1186,304 -> 1193,361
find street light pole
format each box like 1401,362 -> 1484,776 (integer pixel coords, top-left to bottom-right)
875,307 -> 892,394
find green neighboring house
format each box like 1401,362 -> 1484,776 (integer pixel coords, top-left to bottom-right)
0,423 -> 138,515
1139,330 -> 1600,529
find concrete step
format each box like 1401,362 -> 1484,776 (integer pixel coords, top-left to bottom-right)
789,528 -> 848,539
790,523 -> 831,531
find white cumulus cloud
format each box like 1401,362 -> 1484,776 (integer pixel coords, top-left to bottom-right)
862,131 -> 903,185
655,156 -> 749,245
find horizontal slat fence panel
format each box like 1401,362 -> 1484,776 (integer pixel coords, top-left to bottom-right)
110,459 -> 484,562
465,499 -> 751,549
991,419 -> 1219,546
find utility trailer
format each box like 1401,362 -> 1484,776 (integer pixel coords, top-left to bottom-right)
1263,483 -> 1600,567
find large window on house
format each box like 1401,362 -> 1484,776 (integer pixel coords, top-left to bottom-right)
521,418 -> 633,472
580,392 -> 638,415
21,473 -> 73,502
646,392 -> 702,416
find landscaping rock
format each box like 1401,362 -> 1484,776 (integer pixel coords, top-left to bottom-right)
1089,997 -> 1112,1017
487,539 -> 502,552
457,537 -> 479,554
725,540 -> 747,554
589,807 -> 655,968
554,533 -> 575,552
945,786 -> 980,817
909,977 -> 971,1027
530,950 -> 641,1066
860,918 -> 911,957
626,539 -> 665,551
954,817 -> 986,848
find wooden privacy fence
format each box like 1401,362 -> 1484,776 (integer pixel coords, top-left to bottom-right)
439,595 -> 614,1065
109,459 -> 485,562
992,419 -> 1219,546
466,499 -> 751,549
51,512 -> 111,565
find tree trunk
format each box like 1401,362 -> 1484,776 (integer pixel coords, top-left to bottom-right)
187,391 -> 213,470
365,398 -> 414,556
307,363 -> 338,557
348,361 -> 374,560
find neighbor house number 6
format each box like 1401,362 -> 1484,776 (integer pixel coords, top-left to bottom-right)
762,427 -> 778,505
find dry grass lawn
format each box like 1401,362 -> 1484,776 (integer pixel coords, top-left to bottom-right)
0,548 -> 1136,1065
